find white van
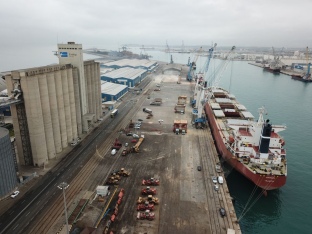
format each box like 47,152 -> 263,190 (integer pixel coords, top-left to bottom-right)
218,176 -> 224,184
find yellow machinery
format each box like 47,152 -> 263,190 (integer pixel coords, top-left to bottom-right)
133,135 -> 144,152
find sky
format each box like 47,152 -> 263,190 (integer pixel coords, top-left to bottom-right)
1,0 -> 312,71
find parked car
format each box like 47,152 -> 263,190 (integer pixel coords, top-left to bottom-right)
71,141 -> 77,146
219,208 -> 226,217
126,132 -> 133,136
134,126 -> 140,129
218,176 -> 224,184
138,119 -> 143,122
11,191 -> 20,199
111,149 -> 117,155
197,166 -> 202,171
214,184 -> 219,191
133,134 -> 139,139
212,176 -> 218,184
125,143 -> 128,147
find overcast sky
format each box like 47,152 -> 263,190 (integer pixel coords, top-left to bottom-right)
1,0 -> 311,70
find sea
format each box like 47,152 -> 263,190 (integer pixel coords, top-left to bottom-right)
1,46 -> 311,234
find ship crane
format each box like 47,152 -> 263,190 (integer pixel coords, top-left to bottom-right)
187,47 -> 203,81
192,44 -> 217,107
193,46 -> 236,128
209,46 -> 236,88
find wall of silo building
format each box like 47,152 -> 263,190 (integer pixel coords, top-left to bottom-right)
22,76 -> 48,166
0,128 -> 18,198
67,69 -> 78,140
85,64 -> 92,114
60,69 -> 73,143
94,62 -> 101,120
90,63 -> 96,116
72,68 -> 82,136
38,74 -> 56,159
46,71 -> 62,153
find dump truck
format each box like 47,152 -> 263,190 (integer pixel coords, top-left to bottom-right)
178,95 -> 187,104
143,108 -> 153,114
174,104 -> 186,113
173,120 -> 188,134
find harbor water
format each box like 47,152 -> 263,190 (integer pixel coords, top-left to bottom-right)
142,49 -> 312,234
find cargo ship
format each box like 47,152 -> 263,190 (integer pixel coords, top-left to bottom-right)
263,64 -> 281,74
291,74 -> 312,82
204,88 -> 287,191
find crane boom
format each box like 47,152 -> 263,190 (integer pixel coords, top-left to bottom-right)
187,47 -> 203,81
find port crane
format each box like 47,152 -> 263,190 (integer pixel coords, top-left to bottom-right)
166,41 -> 173,64
187,47 -> 203,81
303,47 -> 311,79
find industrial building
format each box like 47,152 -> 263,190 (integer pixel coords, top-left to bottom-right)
4,42 -> 102,167
101,81 -> 128,102
0,127 -> 17,198
100,67 -> 147,87
101,58 -> 157,70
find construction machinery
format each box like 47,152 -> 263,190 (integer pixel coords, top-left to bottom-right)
173,120 -> 187,135
117,168 -> 130,177
106,177 -> 119,185
111,138 -> 122,150
132,135 -> 144,153
137,195 -> 159,205
137,202 -> 155,211
150,98 -> 162,106
174,104 -> 185,113
141,186 -> 157,195
142,178 -> 160,186
137,210 -> 155,221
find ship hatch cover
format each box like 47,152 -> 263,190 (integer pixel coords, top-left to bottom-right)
213,110 -> 225,117
215,98 -> 232,103
241,111 -> 254,119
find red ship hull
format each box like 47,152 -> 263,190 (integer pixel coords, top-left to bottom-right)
204,104 -> 286,190
263,67 -> 280,74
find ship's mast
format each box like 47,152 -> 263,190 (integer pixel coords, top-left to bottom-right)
257,106 -> 267,126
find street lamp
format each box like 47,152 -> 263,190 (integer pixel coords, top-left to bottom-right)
57,182 -> 69,234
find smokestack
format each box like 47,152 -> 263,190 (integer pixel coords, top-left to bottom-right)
259,119 -> 271,153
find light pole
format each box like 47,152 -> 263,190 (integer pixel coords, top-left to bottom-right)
57,182 -> 69,234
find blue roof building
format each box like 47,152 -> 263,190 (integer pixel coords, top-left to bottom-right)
100,81 -> 128,102
101,67 -> 148,87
